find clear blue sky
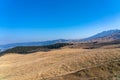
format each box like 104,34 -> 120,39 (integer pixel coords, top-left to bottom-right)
0,0 -> 120,44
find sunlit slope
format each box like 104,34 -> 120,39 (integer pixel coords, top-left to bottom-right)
0,48 -> 120,80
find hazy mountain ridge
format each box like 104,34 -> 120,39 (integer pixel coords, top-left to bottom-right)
82,29 -> 120,42
0,29 -> 120,52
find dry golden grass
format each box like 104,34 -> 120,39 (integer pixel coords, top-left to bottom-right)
0,48 -> 120,80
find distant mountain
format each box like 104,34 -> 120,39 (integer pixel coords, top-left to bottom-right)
0,39 -> 70,51
81,29 -> 120,42
0,29 -> 120,52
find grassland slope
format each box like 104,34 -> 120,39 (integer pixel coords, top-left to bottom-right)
0,47 -> 120,80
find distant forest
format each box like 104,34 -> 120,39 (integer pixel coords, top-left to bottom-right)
0,43 -> 73,55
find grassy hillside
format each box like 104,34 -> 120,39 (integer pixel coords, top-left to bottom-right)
48,58 -> 120,80
0,47 -> 120,80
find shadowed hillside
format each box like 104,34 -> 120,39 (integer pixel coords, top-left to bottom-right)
1,40 -> 120,55
0,43 -> 73,55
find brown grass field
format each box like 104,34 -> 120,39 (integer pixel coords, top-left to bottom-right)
0,47 -> 120,80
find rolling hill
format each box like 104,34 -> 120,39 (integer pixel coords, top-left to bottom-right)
0,47 -> 120,80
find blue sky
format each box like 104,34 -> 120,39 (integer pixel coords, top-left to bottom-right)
0,0 -> 120,44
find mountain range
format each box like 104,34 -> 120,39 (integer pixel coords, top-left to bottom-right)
81,29 -> 120,42
0,29 -> 120,51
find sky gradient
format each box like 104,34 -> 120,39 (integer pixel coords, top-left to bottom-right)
0,0 -> 120,44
